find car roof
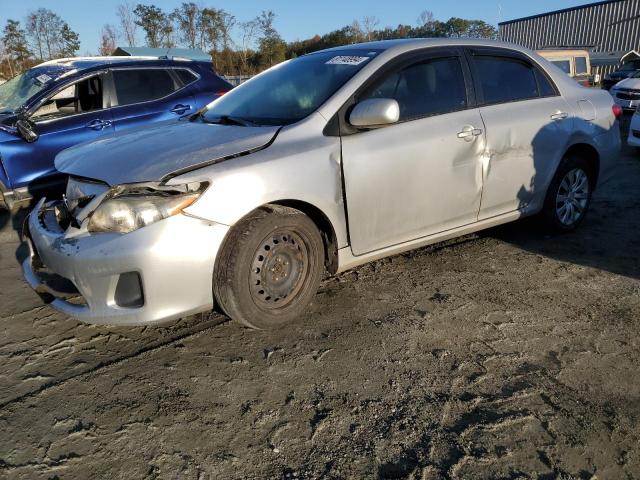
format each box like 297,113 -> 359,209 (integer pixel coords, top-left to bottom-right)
319,38 -> 534,56
39,56 -> 210,71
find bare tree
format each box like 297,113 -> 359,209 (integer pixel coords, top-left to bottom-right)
99,24 -> 118,55
217,10 -> 236,51
117,2 -> 138,46
26,9 -> 79,60
239,19 -> 259,73
350,20 -> 363,43
361,16 -> 379,41
418,10 -> 435,27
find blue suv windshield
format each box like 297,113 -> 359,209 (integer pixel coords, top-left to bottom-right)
203,49 -> 381,126
0,64 -> 73,113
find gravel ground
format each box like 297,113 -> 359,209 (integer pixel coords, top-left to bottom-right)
0,118 -> 639,480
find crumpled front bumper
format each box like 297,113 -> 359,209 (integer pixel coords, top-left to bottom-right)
22,198 -> 229,326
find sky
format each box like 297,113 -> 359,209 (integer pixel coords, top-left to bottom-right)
0,0 -> 599,54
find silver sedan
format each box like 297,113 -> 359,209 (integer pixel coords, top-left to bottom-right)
23,38 -> 621,328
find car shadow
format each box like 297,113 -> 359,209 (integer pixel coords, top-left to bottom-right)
12,205 -> 30,263
0,202 -> 8,232
483,112 -> 639,281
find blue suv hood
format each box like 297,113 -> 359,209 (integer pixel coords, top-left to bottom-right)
55,120 -> 280,186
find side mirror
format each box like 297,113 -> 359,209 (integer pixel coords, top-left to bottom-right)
349,98 -> 400,128
16,118 -> 38,143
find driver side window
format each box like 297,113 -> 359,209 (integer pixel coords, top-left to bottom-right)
32,75 -> 105,121
362,56 -> 468,122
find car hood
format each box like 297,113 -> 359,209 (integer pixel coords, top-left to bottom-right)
55,119 -> 280,186
613,77 -> 640,90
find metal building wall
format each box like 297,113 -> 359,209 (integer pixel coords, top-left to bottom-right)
499,0 -> 640,74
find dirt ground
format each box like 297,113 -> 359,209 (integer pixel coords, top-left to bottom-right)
1,118 -> 639,480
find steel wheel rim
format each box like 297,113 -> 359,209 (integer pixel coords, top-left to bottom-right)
556,168 -> 589,226
249,229 -> 310,310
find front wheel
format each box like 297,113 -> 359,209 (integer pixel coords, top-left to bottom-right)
213,206 -> 324,329
540,156 -> 593,232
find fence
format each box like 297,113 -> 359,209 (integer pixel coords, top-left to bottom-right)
223,75 -> 252,87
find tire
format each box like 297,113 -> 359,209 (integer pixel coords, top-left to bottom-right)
540,155 -> 594,233
213,205 -> 324,329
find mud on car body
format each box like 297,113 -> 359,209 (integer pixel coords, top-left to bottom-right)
22,39 -> 621,329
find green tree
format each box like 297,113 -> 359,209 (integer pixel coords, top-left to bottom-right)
444,17 -> 471,37
467,20 -> 498,39
199,7 -> 221,51
2,20 -> 31,76
257,10 -> 286,68
59,23 -> 80,57
134,4 -> 173,48
172,2 -> 200,48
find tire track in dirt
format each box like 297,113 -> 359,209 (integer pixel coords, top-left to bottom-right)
0,314 -> 228,411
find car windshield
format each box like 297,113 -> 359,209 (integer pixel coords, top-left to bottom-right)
0,65 -> 71,113
202,49 -> 381,126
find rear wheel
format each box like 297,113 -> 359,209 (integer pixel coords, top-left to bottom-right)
540,156 -> 593,232
213,206 -> 324,329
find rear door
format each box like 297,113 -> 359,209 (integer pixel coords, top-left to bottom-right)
108,67 -> 196,132
341,49 -> 486,255
466,48 -> 574,220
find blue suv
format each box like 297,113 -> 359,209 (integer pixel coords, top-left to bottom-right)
0,56 -> 232,207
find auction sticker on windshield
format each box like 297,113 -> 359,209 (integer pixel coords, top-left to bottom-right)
326,56 -> 370,66
35,74 -> 52,85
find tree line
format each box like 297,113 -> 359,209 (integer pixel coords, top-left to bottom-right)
0,3 -> 497,80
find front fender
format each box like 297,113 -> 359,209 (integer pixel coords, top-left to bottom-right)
169,116 -> 349,248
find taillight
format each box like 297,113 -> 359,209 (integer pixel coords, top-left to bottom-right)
215,90 -> 230,97
612,104 -> 623,119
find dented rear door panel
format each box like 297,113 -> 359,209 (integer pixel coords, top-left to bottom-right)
477,95 -> 574,220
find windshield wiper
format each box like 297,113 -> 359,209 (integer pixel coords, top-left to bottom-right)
202,115 -> 257,127
0,109 -> 14,115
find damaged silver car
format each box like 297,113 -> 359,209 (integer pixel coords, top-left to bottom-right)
22,39 -> 621,328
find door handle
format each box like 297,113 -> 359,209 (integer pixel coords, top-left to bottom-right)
86,119 -> 112,131
170,104 -> 192,115
457,126 -> 483,142
551,111 -> 569,121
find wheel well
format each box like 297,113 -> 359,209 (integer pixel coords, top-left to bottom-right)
268,200 -> 339,275
565,143 -> 600,189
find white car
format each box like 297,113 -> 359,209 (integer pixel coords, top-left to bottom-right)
610,71 -> 640,111
628,107 -> 640,149
23,39 -> 622,329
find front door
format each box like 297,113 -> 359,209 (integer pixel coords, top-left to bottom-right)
3,72 -> 114,190
341,51 -> 486,256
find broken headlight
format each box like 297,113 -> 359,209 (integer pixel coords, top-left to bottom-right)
87,182 -> 206,234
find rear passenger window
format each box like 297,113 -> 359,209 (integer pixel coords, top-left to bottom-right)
113,69 -> 179,106
175,68 -> 198,87
363,57 -> 467,121
473,56 -> 539,105
535,69 -> 557,97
